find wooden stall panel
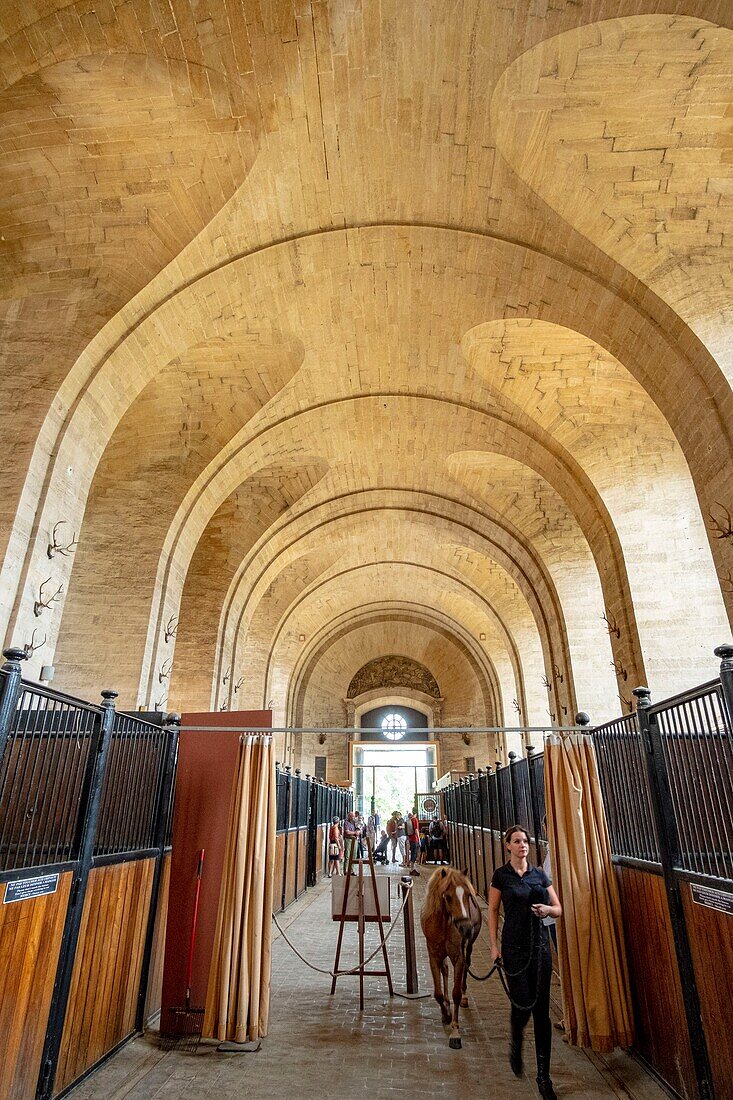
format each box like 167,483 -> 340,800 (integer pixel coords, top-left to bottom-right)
55,859 -> 154,1095
296,830 -> 307,895
615,865 -> 697,1100
682,882 -> 733,1097
317,826 -> 325,877
144,853 -> 171,1024
273,833 -> 285,913
284,833 -> 297,907
0,872 -> 72,1100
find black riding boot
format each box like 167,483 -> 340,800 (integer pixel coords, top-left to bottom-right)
535,1053 -> 557,1099
509,1020 -> 523,1077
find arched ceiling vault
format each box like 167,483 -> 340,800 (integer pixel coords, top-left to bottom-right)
2,2 -> 732,725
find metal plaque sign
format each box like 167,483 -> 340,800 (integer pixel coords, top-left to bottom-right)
3,873 -> 60,905
690,882 -> 733,917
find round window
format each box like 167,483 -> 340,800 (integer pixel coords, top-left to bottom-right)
381,713 -> 407,741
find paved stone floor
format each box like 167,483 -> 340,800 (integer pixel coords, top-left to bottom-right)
70,866 -> 666,1100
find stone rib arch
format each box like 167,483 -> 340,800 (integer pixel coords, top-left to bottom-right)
285,603 -> 503,731
8,222 -> 733,685
215,503 -> 575,720
251,559 -> 531,725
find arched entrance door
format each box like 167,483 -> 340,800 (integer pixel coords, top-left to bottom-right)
353,705 -> 438,819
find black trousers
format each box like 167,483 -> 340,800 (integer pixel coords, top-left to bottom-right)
504,939 -> 552,1073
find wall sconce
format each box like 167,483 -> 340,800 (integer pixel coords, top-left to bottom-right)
462,732 -> 472,745
298,633 -> 306,642
479,633 -> 486,641
318,733 -> 327,745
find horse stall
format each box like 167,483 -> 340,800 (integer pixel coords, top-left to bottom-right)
0,652 -> 178,1100
443,652 -> 733,1100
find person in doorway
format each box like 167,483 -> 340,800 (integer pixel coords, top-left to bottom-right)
428,816 -> 447,863
404,807 -> 421,875
366,812 -> 377,849
328,816 -> 343,877
386,810 -> 406,865
488,825 -> 562,1100
343,811 -> 359,869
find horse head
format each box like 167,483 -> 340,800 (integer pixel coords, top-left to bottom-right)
438,867 -> 479,942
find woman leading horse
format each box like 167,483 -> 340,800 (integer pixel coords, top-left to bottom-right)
421,867 -> 481,1048
489,824 -> 562,1099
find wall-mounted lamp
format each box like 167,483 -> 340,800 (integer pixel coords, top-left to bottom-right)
479,633 -> 486,641
298,633 -> 306,642
40,665 -> 55,683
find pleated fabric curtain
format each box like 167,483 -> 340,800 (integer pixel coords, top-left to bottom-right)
204,733 -> 276,1042
544,732 -> 635,1052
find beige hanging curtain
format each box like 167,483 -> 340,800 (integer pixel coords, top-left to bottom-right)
544,733 -> 634,1052
204,733 -> 276,1042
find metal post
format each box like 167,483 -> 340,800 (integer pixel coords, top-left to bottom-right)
477,769 -> 489,898
526,745 -> 542,865
38,689 -> 118,1100
306,775 -> 317,887
400,877 -> 418,994
634,686 -> 714,1100
280,766 -> 292,912
496,760 -> 507,838
468,775 -> 479,886
293,770 -> 302,897
135,712 -> 180,1032
0,647 -> 27,758
715,644 -> 733,730
508,751 -> 520,823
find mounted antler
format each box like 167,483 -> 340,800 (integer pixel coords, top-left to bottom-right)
601,609 -> 621,639
23,628 -> 46,659
511,698 -> 521,714
553,663 -> 564,684
34,578 -> 63,617
611,659 -> 628,682
219,701 -> 229,712
546,710 -> 556,724
709,502 -> 733,540
154,695 -> 166,711
561,705 -> 568,716
234,676 -> 244,694
158,658 -> 173,684
222,666 -> 230,686
618,692 -> 633,713
164,615 -> 178,643
541,674 -> 552,692
47,521 -> 78,559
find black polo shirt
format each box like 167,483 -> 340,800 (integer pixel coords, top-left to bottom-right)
490,862 -> 551,951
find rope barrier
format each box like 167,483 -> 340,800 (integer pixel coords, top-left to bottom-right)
271,878 -> 413,978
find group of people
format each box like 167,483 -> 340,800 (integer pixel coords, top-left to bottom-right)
327,808 -> 451,876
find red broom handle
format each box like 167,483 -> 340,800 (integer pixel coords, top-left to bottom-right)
185,848 -> 205,1006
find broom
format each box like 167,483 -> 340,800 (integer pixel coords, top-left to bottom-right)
160,848 -> 206,1051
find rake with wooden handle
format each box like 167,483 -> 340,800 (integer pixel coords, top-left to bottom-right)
160,848 -> 206,1051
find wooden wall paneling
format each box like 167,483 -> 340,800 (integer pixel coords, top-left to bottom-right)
55,859 -> 154,1095
615,865 -> 697,1100
681,882 -> 733,1096
0,873 -> 72,1100
285,831 -> 297,906
273,833 -> 285,912
297,830 -> 307,895
144,852 -> 171,1023
316,825 -> 325,876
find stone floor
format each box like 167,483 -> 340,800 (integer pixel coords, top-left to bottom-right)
69,865 -> 666,1100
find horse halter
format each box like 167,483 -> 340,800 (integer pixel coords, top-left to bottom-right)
445,887 -> 480,939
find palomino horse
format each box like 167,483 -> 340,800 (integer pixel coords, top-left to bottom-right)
420,867 -> 482,1049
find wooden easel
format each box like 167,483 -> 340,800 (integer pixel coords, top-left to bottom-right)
330,837 -> 394,1009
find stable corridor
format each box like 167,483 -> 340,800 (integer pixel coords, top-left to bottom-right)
69,867 -> 665,1100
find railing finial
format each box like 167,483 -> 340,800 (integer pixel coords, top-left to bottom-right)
632,686 -> 651,710
2,647 -> 28,671
714,643 -> 733,674
575,711 -> 591,727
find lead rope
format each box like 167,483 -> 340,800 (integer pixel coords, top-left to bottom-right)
464,896 -> 545,1012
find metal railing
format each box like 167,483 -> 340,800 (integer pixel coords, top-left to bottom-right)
275,764 -> 353,904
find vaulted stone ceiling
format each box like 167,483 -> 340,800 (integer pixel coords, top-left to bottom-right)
2,1 -> 732,758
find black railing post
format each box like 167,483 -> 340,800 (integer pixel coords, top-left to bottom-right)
468,775 -> 479,886
714,643 -> 733,730
495,759 -> 507,838
634,686 -> 714,1100
293,770 -> 302,897
280,766 -> 292,912
477,769 -> 489,899
525,745 -> 542,865
135,712 -> 180,1032
508,751 -> 520,824
0,647 -> 27,758
306,775 -> 317,887
38,688 -> 118,1100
